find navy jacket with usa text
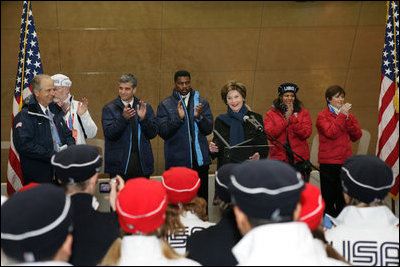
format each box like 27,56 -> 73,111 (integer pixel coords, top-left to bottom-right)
102,97 -> 158,176
12,95 -> 75,184
157,89 -> 213,170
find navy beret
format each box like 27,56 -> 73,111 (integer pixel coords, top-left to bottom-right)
278,82 -> 299,96
51,144 -> 102,184
1,184 -> 72,262
214,163 -> 239,203
228,159 -> 304,221
341,155 -> 394,203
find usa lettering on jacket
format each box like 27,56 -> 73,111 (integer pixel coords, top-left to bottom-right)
331,240 -> 399,266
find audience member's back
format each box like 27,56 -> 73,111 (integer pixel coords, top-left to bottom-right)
51,144 -> 120,265
186,163 -> 242,265
1,184 -> 73,265
161,167 -> 215,255
99,178 -> 200,266
228,159 -> 348,265
325,155 -> 399,266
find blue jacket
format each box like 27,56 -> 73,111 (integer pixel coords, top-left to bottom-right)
102,97 -> 158,176
12,95 -> 75,184
157,89 -> 213,169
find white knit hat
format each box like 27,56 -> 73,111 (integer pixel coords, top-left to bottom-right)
51,73 -> 72,87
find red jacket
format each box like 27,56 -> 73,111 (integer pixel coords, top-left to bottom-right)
316,107 -> 362,164
264,107 -> 312,163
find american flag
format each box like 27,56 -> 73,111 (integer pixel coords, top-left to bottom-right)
377,1 -> 399,199
7,1 -> 43,195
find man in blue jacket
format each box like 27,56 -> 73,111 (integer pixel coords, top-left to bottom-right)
12,74 -> 75,185
102,73 -> 158,180
157,70 -> 213,203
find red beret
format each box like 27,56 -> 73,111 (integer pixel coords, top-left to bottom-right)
299,183 -> 325,231
161,167 -> 200,204
116,178 -> 167,234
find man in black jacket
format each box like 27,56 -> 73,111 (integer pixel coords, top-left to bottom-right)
102,73 -> 158,180
51,144 -> 120,266
13,74 -> 75,185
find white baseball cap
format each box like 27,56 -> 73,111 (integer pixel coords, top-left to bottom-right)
51,73 -> 72,87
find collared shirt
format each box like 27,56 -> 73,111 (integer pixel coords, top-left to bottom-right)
121,99 -> 134,108
181,92 -> 191,108
328,104 -> 341,115
38,103 -> 49,115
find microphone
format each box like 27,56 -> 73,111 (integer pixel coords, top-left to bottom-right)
280,103 -> 287,118
243,115 -> 264,132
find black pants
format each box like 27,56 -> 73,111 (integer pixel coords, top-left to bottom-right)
192,163 -> 210,204
292,161 -> 311,183
109,173 -> 149,181
319,163 -> 346,217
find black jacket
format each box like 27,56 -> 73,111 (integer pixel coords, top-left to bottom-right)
186,208 -> 242,266
157,89 -> 213,169
13,95 -> 75,184
102,97 -> 158,176
69,193 -> 120,266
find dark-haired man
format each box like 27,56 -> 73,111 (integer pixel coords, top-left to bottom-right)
102,73 -> 158,180
157,70 -> 213,203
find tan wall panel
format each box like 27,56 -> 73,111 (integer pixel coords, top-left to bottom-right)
1,2 -> 25,30
262,1 -> 361,27
58,30 -> 161,72
1,1 -> 58,30
163,1 -> 262,28
161,29 -> 259,72
1,29 -> 20,75
36,30 -> 61,73
257,27 -> 356,70
359,1 -> 387,25
352,106 -> 379,155
1,149 -> 10,184
57,1 -> 162,29
345,68 -> 381,107
150,137 -> 162,175
350,26 -> 386,68
1,74 -> 15,119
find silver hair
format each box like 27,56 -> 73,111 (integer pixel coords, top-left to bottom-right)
31,74 -> 51,92
119,73 -> 137,88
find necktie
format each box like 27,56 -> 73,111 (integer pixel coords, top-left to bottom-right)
45,109 -> 62,152
182,96 -> 189,109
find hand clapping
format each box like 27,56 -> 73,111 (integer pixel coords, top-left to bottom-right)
341,103 -> 352,116
123,104 -> 136,120
77,97 -> 88,116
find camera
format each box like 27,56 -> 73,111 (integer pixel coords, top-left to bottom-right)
99,182 -> 111,193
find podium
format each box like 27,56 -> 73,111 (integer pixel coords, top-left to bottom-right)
213,129 -> 271,165
223,144 -> 270,164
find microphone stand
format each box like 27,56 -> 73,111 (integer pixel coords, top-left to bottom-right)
252,125 -> 319,179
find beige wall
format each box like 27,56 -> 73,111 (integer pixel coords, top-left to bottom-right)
1,1 -> 387,182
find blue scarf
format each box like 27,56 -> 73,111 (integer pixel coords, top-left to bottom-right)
217,104 -> 248,146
